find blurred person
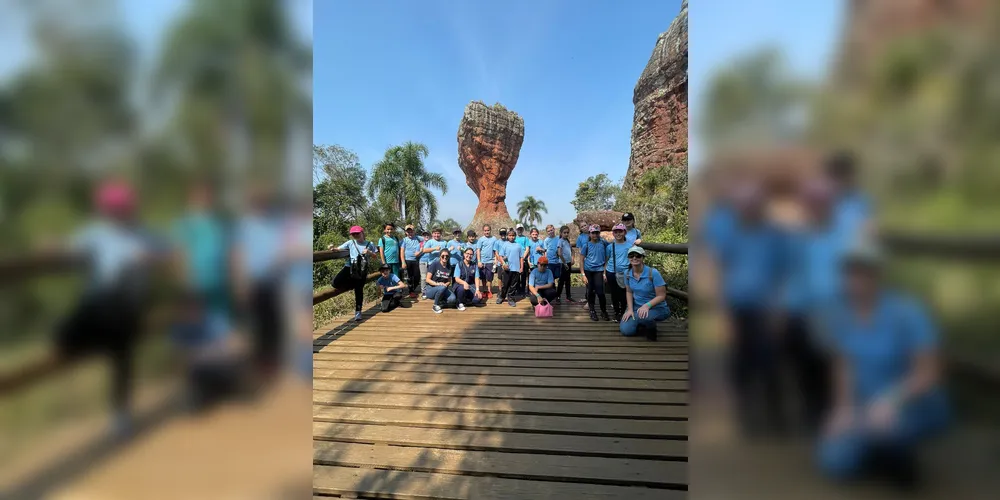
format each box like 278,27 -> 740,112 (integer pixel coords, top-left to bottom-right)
824,150 -> 874,240
553,225 -> 575,303
418,228 -> 447,299
622,212 -> 643,246
448,247 -> 483,310
375,263 -> 407,313
447,228 -> 464,279
496,229 -> 523,307
55,178 -> 170,438
376,223 -> 402,280
713,181 -> 788,436
400,224 -> 423,298
425,249 -> 453,314
527,256 -> 558,310
818,241 -> 950,491
476,225 -> 499,299
620,246 -> 670,341
282,196 -> 315,381
332,226 -> 379,321
515,223 -> 531,294
580,225 -> 611,322
605,224 -> 632,322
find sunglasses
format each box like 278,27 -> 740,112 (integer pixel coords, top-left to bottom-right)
627,253 -> 644,259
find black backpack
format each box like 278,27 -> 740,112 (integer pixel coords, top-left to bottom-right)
350,242 -> 370,280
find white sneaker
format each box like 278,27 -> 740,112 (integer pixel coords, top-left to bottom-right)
433,305 -> 443,314
354,312 -> 362,321
457,303 -> 466,311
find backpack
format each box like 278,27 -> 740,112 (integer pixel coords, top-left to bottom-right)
350,242 -> 370,280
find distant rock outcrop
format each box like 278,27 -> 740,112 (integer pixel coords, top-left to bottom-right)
457,101 -> 524,232
571,211 -> 625,244
625,0 -> 688,190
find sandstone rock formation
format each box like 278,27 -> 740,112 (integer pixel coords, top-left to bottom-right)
625,0 -> 688,190
570,211 -> 625,244
457,101 -> 524,232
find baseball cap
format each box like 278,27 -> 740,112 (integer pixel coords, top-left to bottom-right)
588,224 -> 600,233
516,223 -> 524,229
466,230 -> 477,237
404,224 -> 414,230
843,239 -> 884,269
537,256 -> 549,265
349,225 -> 363,234
622,213 -> 635,221
627,246 -> 646,256
498,228 -> 507,235
379,263 -> 390,271
612,223 -> 626,231
453,227 -> 462,234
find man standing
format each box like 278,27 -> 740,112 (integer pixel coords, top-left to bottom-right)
400,224 -> 423,298
476,225 -> 499,299
515,223 -> 531,295
496,229 -> 523,307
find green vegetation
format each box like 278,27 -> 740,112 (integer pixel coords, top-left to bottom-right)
516,196 -> 548,228
570,173 -> 621,212
368,142 -> 448,226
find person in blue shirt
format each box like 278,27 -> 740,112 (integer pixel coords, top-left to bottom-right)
552,225 -> 576,303
817,242 -> 949,490
515,224 -> 531,294
575,222 -> 592,309
527,256 -> 558,310
447,228 -> 465,279
620,246 -> 670,341
399,224 -> 424,298
580,225 -> 610,321
425,250 -> 454,313
448,247 -> 483,310
522,228 -> 545,296
824,150 -> 873,242
621,212 -> 643,247
496,229 -> 523,307
605,224 -> 633,322
418,228 -> 448,299
375,264 -> 408,313
332,226 -> 380,321
376,223 -> 402,281
476,225 -> 500,299
463,230 -> 479,267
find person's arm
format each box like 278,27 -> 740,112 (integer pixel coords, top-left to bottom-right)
378,239 -> 387,263
637,270 -> 668,318
880,303 -> 941,407
453,266 -> 469,288
476,241 -> 483,266
634,228 -> 643,245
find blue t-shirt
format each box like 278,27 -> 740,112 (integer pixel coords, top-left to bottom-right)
377,235 -> 401,264
835,190 -> 872,241
447,239 -> 464,266
625,227 -> 642,247
173,212 -> 227,294
626,265 -> 670,316
376,273 -> 402,293
400,235 -> 424,262
477,236 -> 499,264
543,236 -> 562,264
579,239 -> 608,272
426,260 -> 452,284
453,260 -> 480,285
421,238 -> 447,264
526,238 -> 545,266
559,238 -> 572,264
337,239 -> 377,268
528,268 -> 554,288
716,222 -> 786,308
605,241 -> 631,273
575,233 -> 588,250
502,240 -> 523,267
238,215 -> 282,281
515,235 -> 530,253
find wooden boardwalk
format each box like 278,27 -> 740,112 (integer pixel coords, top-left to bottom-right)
312,290 -> 688,499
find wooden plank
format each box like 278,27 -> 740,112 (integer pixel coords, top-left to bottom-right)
314,442 -> 686,488
314,338 -> 688,348
313,380 -> 686,404
312,353 -> 686,371
312,406 -> 687,439
314,330 -> 688,340
312,346 -> 686,362
310,361 -> 686,380
312,422 -> 687,459
312,392 -> 688,419
313,341 -> 685,354
313,465 -> 684,500
312,369 -> 687,391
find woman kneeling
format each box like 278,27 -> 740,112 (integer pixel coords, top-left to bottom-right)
620,246 -> 669,341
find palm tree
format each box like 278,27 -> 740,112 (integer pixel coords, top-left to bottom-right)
368,142 -> 448,227
516,196 -> 548,228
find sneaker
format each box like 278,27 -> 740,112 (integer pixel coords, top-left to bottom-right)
432,305 -> 442,314
613,314 -> 621,323
408,292 -> 418,299
354,312 -> 362,322
645,325 -> 658,341
601,312 -> 611,322
508,300 -> 516,308
589,310 -> 599,322
421,295 -> 427,300
496,297 -> 504,305
457,303 -> 466,311
553,297 -> 562,304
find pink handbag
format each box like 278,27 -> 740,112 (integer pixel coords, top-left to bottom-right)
534,302 -> 553,318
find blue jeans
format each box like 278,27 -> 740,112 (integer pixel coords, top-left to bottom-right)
447,284 -> 481,307
425,285 -> 451,306
619,306 -> 669,336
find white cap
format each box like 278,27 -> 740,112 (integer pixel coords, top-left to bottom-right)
515,223 -> 524,229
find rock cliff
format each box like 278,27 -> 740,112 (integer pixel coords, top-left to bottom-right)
457,101 -> 523,232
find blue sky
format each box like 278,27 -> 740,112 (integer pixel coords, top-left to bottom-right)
314,0 -> 684,227
688,0 -> 844,167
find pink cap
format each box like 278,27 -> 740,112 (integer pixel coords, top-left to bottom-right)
612,223 -> 626,231
589,224 -> 601,233
96,180 -> 135,214
349,225 -> 363,234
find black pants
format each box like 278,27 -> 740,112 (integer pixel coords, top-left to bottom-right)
249,279 -> 282,372
380,292 -> 403,312
605,271 -> 627,317
784,314 -> 831,434
556,263 -> 573,299
499,269 -> 520,300
729,307 -> 783,435
404,260 -> 420,294
57,289 -> 140,413
333,266 -> 365,312
585,270 -> 607,313
528,287 -> 558,306
519,261 -> 530,294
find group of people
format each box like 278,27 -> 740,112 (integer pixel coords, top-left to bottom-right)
701,152 -> 949,489
330,213 -> 671,340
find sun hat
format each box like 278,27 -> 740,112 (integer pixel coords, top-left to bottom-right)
348,225 -> 363,234
588,224 -> 600,233
627,246 -> 646,256
538,256 -> 549,265
612,223 -> 626,231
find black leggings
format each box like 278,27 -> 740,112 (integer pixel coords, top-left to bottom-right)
333,266 -> 365,312
528,287 -> 558,306
500,269 -> 520,300
555,263 -> 572,299
380,292 -> 403,312
784,314 -> 831,434
605,271 -> 627,317
729,307 -> 783,434
404,260 -> 420,293
584,270 -> 607,313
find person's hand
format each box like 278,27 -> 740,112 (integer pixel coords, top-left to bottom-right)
865,396 -> 899,433
327,244 -> 335,251
478,262 -> 484,268
603,273 -> 607,283
581,274 -> 588,285
621,309 -> 634,322
637,303 -> 651,319
474,290 -> 482,300
540,297 -> 548,306
824,405 -> 854,437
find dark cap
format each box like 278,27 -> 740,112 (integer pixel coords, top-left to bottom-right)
466,230 -> 477,237
498,228 -> 507,235
622,212 -> 635,221
379,263 -> 390,271
453,228 -> 462,234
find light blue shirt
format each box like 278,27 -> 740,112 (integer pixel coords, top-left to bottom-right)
477,236 -> 499,264
375,273 -> 402,292
528,267 -> 554,288
515,235 -> 530,253
337,239 -> 377,268
626,265 -> 670,316
559,238 -> 572,264
447,239 -> 464,266
543,236 -> 562,264
502,240 -> 523,267
172,212 -> 227,294
526,238 -> 545,266
625,227 -> 642,247
421,238 -> 447,264
400,235 -> 424,262
605,241 -> 632,273
716,222 -> 786,308
579,239 -> 608,272
239,215 -> 282,281
73,220 -> 153,292
377,235 -> 401,264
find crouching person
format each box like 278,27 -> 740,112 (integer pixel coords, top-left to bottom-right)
449,247 -> 483,311
376,264 -> 407,313
620,246 -> 670,341
528,256 -> 558,310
